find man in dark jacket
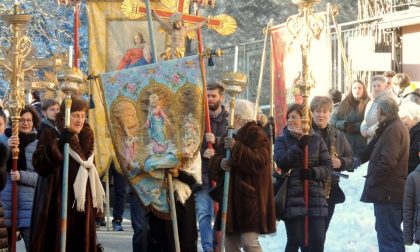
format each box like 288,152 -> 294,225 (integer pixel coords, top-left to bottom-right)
359,96 -> 409,252
196,83 -> 228,252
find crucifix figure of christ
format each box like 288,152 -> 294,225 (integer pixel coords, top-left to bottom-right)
152,10 -> 206,59
121,0 -> 237,58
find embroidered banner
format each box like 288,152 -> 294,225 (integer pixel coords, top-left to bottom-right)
100,55 -> 204,215
87,0 -> 166,175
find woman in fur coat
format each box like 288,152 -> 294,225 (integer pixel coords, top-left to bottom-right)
30,96 -> 104,252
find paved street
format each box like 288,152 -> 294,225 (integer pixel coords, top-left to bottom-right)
15,208 -> 204,251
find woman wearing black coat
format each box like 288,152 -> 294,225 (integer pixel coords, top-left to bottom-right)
0,142 -> 9,251
274,104 -> 332,252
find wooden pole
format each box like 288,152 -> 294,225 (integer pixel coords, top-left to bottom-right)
220,97 -> 235,252
11,120 -> 19,252
286,0 -> 324,247
106,170 -> 111,231
254,19 -> 272,120
194,3 -> 221,250
220,72 -> 247,252
167,172 -> 181,252
60,95 -> 72,252
144,0 -> 158,63
73,2 -> 80,69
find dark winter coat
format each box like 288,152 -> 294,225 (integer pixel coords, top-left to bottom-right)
199,105 -> 228,189
0,142 -> 9,250
30,124 -> 98,252
209,121 -> 276,235
408,122 -> 420,174
330,100 -> 367,156
2,130 -> 38,228
403,164 -> 420,245
37,117 -> 60,139
360,117 -> 409,204
274,128 -> 332,219
312,123 -> 353,204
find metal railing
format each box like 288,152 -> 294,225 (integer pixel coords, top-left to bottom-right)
205,39 -> 272,108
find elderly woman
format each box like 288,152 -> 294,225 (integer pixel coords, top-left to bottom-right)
274,103 -> 331,252
399,102 -> 420,174
359,96 -> 409,252
30,96 -> 105,252
361,75 -> 398,143
209,99 -> 276,252
1,105 -> 39,250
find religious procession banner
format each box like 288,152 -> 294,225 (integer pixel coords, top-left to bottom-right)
271,26 -> 288,137
87,0 -> 166,175
99,55 -> 204,216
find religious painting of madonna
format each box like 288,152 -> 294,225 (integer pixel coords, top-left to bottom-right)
99,55 -> 204,217
106,19 -> 166,71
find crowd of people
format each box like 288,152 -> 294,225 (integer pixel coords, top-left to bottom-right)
0,70 -> 418,252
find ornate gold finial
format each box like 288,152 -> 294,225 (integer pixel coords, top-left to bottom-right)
287,0 -> 324,135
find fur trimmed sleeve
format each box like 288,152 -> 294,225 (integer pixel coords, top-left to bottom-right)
229,124 -> 270,176
33,128 -> 63,177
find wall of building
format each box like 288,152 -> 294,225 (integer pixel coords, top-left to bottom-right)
402,24 -> 420,82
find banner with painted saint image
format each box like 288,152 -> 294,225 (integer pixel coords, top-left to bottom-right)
99,55 -> 204,217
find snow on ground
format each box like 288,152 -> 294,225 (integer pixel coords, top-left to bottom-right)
260,162 -> 419,252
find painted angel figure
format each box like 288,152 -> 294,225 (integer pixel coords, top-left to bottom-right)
182,113 -> 199,158
112,101 -> 140,169
146,94 -> 171,154
151,11 -> 206,60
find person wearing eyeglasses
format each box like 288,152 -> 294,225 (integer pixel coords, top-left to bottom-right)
1,105 -> 40,250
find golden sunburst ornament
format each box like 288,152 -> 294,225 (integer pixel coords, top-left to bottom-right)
121,0 -> 146,20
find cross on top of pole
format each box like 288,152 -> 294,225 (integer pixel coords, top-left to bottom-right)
121,0 -> 237,36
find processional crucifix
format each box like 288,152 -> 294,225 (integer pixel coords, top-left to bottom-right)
121,0 -> 236,59
286,0 -> 324,247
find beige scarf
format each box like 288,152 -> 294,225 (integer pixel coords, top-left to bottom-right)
69,148 -> 105,213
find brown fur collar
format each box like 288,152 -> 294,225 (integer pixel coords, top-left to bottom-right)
63,123 -> 94,161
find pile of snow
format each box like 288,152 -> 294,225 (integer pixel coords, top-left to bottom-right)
260,162 -> 419,251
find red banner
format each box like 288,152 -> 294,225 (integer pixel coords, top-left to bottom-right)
271,27 -> 287,137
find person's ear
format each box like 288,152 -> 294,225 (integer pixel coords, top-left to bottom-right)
42,111 -> 46,117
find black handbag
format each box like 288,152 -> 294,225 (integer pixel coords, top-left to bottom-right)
274,171 -> 290,221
